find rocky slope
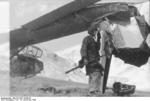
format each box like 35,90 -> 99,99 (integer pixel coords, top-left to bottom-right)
36,46 -> 87,83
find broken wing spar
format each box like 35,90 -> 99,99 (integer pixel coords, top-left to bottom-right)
10,3 -> 134,50
23,0 -> 146,31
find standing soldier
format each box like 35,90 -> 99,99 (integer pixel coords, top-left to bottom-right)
80,22 -> 104,95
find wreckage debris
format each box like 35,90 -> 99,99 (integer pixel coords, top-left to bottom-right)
113,47 -> 150,67
112,82 -> 136,96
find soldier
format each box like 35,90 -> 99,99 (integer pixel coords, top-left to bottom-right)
80,22 -> 104,95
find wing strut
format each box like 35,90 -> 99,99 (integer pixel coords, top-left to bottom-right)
102,55 -> 112,94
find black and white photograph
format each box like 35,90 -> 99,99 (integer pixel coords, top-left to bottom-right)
0,0 -> 150,98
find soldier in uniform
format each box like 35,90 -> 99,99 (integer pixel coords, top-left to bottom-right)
80,17 -> 116,95
80,22 -> 104,95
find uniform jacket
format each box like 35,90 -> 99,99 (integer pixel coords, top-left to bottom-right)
80,34 -> 102,75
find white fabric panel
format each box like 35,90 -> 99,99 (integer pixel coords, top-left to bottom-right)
118,17 -> 144,48
112,24 -> 125,48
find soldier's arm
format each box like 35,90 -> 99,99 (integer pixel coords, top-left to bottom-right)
80,37 -> 89,65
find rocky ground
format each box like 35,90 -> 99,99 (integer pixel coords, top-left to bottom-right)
0,71 -> 9,96
10,76 -> 150,97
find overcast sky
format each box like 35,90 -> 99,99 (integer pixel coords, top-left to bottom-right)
0,1 -> 9,45
0,1 -> 9,33
10,0 -> 74,29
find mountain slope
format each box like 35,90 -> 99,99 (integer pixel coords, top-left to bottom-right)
35,46 -> 87,83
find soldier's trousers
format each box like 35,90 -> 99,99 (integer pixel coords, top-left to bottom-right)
88,71 -> 102,92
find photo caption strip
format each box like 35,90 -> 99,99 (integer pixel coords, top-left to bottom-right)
0,97 -> 36,101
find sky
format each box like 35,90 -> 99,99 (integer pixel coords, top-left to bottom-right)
10,0 -> 74,29
0,1 -> 9,62
0,1 -> 9,33
0,1 -> 9,45
0,1 -> 9,71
